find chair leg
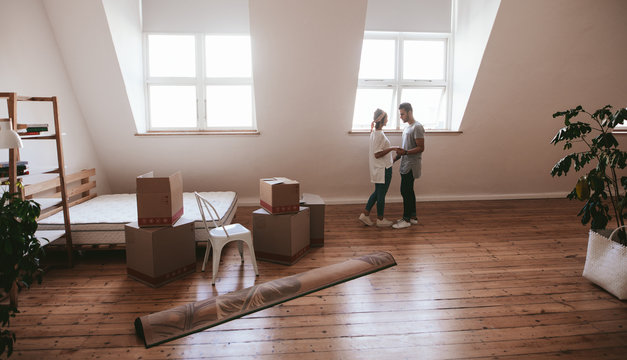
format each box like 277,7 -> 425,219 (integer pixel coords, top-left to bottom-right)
245,240 -> 259,276
212,243 -> 224,285
237,241 -> 244,263
202,241 -> 212,272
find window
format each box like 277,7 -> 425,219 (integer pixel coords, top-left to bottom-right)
352,32 -> 450,131
145,34 -> 255,131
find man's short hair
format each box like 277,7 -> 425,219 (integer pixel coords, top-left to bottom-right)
399,102 -> 413,113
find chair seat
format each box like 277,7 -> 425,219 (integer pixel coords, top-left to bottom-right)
195,191 -> 259,285
209,224 -> 250,238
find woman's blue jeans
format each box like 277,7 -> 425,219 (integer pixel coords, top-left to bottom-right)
365,167 -> 392,218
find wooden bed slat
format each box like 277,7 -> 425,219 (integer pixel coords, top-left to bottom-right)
67,193 -> 97,208
24,176 -> 61,197
38,205 -> 63,220
25,168 -> 96,198
29,168 -> 97,221
67,181 -> 96,198
65,168 -> 96,183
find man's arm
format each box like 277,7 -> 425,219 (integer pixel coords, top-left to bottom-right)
406,138 -> 424,155
398,138 -> 424,156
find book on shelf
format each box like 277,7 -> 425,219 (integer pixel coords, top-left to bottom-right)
0,161 -> 28,169
19,131 -> 41,136
0,169 -> 29,177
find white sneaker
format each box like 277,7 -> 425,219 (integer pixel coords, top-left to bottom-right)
376,218 -> 393,227
359,213 -> 373,226
410,218 -> 418,225
392,219 -> 411,229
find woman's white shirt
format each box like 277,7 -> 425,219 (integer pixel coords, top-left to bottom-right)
369,130 -> 393,183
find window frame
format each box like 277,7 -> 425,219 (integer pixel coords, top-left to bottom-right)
354,31 -> 452,131
143,32 -> 257,133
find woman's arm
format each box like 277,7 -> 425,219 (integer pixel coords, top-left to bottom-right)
375,147 -> 401,159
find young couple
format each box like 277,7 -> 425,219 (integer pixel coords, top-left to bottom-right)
358,102 -> 425,229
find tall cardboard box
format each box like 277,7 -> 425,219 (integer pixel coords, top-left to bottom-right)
259,177 -> 300,214
125,217 -> 196,287
301,193 -> 325,247
137,171 -> 183,227
252,207 -> 310,265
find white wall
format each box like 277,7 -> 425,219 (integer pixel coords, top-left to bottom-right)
444,0 -> 627,200
43,0 -> 139,195
142,0 -> 249,33
0,0 -> 109,193
102,0 -> 146,133
365,0 -> 451,32
451,0 -> 501,130
4,0 -> 626,206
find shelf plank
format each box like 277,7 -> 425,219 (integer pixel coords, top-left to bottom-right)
20,134 -> 57,140
17,96 -> 54,102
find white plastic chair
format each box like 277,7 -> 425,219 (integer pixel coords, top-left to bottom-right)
194,192 -> 259,285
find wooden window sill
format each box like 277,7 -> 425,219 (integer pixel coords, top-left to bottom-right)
348,130 -> 462,135
135,130 -> 260,136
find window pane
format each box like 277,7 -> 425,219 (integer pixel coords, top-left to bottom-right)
206,85 -> 253,128
149,85 -> 197,128
400,88 -> 447,129
403,40 -> 446,80
148,35 -> 195,77
205,35 -> 252,78
358,39 -> 395,79
352,88 -> 394,130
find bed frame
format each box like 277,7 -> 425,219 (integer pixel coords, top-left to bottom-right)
32,168 -> 238,250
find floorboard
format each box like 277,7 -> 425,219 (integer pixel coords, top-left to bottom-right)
5,199 -> 627,359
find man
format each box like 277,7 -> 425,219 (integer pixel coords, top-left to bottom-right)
392,102 -> 425,229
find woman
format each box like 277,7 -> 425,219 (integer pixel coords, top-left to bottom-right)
359,109 -> 400,227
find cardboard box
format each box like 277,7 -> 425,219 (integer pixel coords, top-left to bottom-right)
252,207 -> 310,265
301,193 -> 325,247
259,177 -> 300,214
125,217 -> 196,287
137,171 -> 183,227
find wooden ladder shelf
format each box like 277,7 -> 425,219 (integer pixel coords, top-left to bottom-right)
1,92 -> 73,267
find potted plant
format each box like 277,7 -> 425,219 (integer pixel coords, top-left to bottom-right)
0,190 -> 44,358
550,104 -> 627,299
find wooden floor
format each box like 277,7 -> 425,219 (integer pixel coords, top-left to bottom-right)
6,199 -> 627,359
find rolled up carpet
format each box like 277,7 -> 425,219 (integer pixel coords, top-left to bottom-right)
135,251 -> 397,347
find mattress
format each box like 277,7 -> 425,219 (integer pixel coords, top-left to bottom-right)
37,191 -> 238,246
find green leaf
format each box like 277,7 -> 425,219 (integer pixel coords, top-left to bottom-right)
592,105 -> 613,121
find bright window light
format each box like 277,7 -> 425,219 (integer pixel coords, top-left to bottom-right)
149,85 -> 197,128
401,88 -> 447,129
205,35 -> 252,78
353,32 -> 450,130
206,85 -> 253,128
358,39 -> 395,79
145,33 -> 255,131
403,40 -> 446,80
352,88 -> 394,130
148,35 -> 195,77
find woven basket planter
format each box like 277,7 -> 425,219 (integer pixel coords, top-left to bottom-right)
582,227 -> 627,300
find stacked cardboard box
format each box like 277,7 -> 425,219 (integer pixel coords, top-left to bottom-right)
125,171 -> 195,287
254,178 -> 310,265
136,171 -> 184,227
301,193 -> 325,247
259,177 -> 300,214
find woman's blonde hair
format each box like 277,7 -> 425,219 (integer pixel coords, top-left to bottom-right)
372,108 -> 387,130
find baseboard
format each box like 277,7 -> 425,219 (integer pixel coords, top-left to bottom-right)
239,192 -> 570,206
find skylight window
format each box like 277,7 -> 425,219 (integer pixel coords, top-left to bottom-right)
145,34 -> 255,131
